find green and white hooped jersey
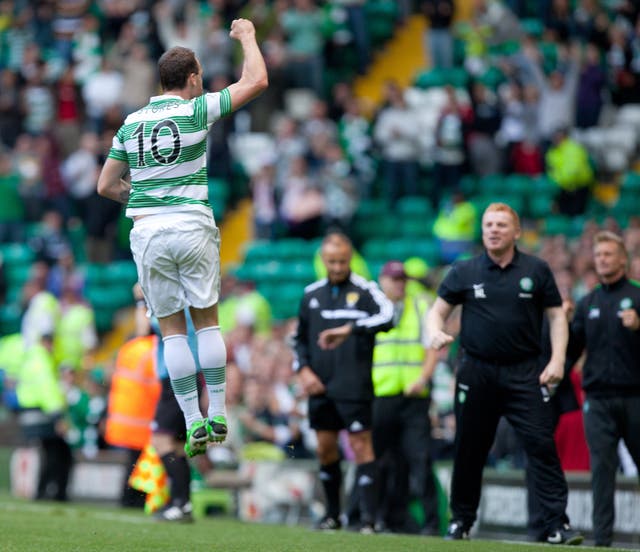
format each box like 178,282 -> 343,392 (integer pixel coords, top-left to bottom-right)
108,89 -> 232,218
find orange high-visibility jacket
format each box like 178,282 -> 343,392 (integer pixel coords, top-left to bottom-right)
105,335 -> 160,450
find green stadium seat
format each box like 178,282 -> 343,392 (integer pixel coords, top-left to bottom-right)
83,263 -> 108,286
0,243 -> 35,266
5,264 -> 31,287
362,239 -> 389,262
532,175 -> 559,195
104,261 -> 139,286
243,241 -> 277,264
273,239 -> 313,260
520,18 -> 544,38
287,260 -> 316,283
414,67 -> 469,90
477,174 -> 507,196
395,196 -> 434,217
528,193 -> 556,219
621,171 -> 640,192
355,198 -> 387,219
543,215 -> 574,236
459,175 -> 478,196
503,174 -> 535,198
398,217 -> 434,238
0,303 -> 21,335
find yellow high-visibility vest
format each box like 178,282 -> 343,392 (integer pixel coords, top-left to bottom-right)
372,296 -> 428,397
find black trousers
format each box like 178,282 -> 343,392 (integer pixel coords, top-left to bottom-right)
372,395 -> 440,532
583,395 -> 640,546
451,355 -> 569,532
36,435 -> 73,501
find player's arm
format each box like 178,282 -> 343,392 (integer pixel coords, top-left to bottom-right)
225,18 -> 268,112
426,297 -> 455,350
97,158 -> 131,204
539,305 -> 568,386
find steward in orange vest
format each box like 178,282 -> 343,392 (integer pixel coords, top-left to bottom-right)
105,335 -> 161,450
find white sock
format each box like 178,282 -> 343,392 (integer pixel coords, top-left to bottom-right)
196,326 -> 227,420
163,334 -> 202,427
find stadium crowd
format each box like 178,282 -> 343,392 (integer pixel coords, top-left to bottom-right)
0,0 -> 639,546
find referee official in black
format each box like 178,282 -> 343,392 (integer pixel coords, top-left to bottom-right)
426,202 -> 583,545
293,231 -> 394,534
566,230 -> 640,547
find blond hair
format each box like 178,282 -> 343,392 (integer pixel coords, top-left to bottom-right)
593,230 -> 627,257
483,202 -> 521,229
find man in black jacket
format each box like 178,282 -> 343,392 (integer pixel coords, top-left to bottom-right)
427,202 -> 582,545
567,230 -> 640,547
293,231 -> 394,534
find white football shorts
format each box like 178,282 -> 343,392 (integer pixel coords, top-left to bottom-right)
129,210 -> 221,318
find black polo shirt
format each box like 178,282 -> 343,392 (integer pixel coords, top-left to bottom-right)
438,248 -> 562,364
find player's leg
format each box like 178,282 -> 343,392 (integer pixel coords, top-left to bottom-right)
343,400 -> 377,534
309,395 -> 343,529
181,218 -> 227,443
152,378 -> 194,521
190,304 -> 227,443
131,215 -> 205,456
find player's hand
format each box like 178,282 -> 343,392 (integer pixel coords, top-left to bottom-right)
539,358 -> 564,386
317,323 -> 352,350
229,18 -> 256,41
619,308 -> 640,330
404,376 -> 428,397
297,366 -> 325,396
429,330 -> 454,350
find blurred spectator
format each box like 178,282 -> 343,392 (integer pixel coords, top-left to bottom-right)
118,42 -> 156,114
14,134 -> 46,222
318,141 -> 358,234
249,156 -> 278,240
576,43 -> 606,128
46,247 -> 85,299
544,0 -> 576,44
53,275 -> 97,371
28,210 -> 72,267
22,59 -> 55,136
199,13 -> 233,83
0,69 -> 24,148
71,13 -> 102,85
0,149 -> 26,243
62,366 -> 108,458
332,0 -> 371,75
338,96 -> 375,197
81,57 -> 124,133
545,127 -> 594,216
432,191 -> 478,264
20,262 -> 61,349
238,376 -> 309,459
422,0 -> 455,70
61,131 -> 101,227
16,331 -> 72,501
522,41 -> 580,144
456,9 -> 492,77
510,137 -> 544,176
53,66 -> 83,158
279,0 -> 326,97
432,86 -> 471,209
206,74 -> 236,183
279,155 -> 324,239
467,81 -> 502,176
373,81 -> 421,206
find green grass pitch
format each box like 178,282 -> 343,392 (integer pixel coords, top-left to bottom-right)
0,493 -> 629,552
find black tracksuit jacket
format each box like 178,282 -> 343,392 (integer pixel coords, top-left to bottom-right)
568,276 -> 640,398
293,272 -> 394,401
